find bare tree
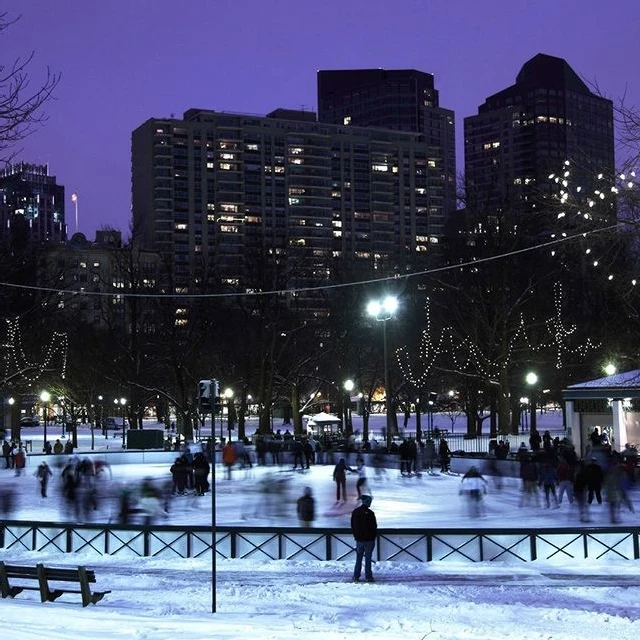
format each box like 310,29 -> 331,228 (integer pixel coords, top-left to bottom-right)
0,12 -> 60,162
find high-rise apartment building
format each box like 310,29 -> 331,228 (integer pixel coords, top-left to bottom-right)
0,162 -> 66,246
318,68 -> 456,219
464,53 -> 614,219
132,107 -> 449,312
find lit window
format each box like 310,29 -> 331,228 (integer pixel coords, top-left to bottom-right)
219,163 -> 232,170
372,164 -> 389,172
343,116 -> 351,125
220,153 -> 235,160
289,147 -> 304,155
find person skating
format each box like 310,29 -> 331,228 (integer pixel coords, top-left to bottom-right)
332,457 -> 353,503
296,486 -> 316,528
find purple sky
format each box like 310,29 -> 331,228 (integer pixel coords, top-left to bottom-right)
4,0 -> 639,240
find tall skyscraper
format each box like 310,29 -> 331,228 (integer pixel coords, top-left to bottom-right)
132,107 -> 448,312
318,68 -> 456,221
464,53 -> 614,220
0,162 -> 66,246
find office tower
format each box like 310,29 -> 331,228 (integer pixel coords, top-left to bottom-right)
318,68 -> 456,221
464,53 -> 614,221
0,162 -> 66,246
132,107 -> 447,312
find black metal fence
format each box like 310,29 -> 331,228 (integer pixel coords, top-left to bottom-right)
1,520 -> 637,564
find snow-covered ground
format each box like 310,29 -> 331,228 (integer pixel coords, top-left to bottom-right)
2,410 -> 639,639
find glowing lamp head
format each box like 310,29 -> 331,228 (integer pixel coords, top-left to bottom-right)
367,295 -> 398,319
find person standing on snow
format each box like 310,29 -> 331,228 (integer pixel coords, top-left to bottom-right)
351,494 -> 377,583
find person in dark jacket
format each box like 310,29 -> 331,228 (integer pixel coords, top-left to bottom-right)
573,460 -> 590,522
332,458 -> 353,502
438,438 -> 452,473
296,486 -> 315,528
350,494 -> 378,582
585,457 -> 604,505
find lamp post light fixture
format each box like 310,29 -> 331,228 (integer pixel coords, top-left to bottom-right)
344,379 -> 354,434
525,372 -> 538,432
40,390 -> 51,452
223,388 -> 234,443
120,397 -> 127,448
367,295 -> 399,450
604,363 -> 617,376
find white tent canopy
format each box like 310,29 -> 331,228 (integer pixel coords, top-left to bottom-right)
305,412 -> 342,435
306,412 -> 341,425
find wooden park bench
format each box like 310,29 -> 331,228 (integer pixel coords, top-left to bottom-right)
0,561 -> 110,606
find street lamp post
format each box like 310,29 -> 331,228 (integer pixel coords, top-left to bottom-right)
344,379 -> 354,435
98,395 -> 104,436
519,397 -> 529,432
367,295 -> 398,450
224,388 -> 234,443
525,372 -> 538,433
40,391 -> 51,452
120,398 -> 127,448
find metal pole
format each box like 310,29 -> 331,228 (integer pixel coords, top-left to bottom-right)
383,319 -> 392,450
530,392 -> 537,433
211,422 -> 217,613
43,404 -> 48,452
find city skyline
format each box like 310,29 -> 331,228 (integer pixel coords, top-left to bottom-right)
3,0 -> 638,240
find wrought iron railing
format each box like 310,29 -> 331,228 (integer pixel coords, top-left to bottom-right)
1,520 -> 638,564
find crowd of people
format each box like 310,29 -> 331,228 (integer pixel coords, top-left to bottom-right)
513,428 -> 637,523
1,424 -> 638,531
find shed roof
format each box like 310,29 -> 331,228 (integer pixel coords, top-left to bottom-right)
562,369 -> 640,400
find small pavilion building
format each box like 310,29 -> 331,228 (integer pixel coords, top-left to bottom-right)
562,369 -> 640,456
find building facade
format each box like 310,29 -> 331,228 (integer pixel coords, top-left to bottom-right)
39,230 -> 158,332
0,162 -> 66,246
132,107 -> 451,312
318,68 -> 456,223
464,53 -> 615,221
